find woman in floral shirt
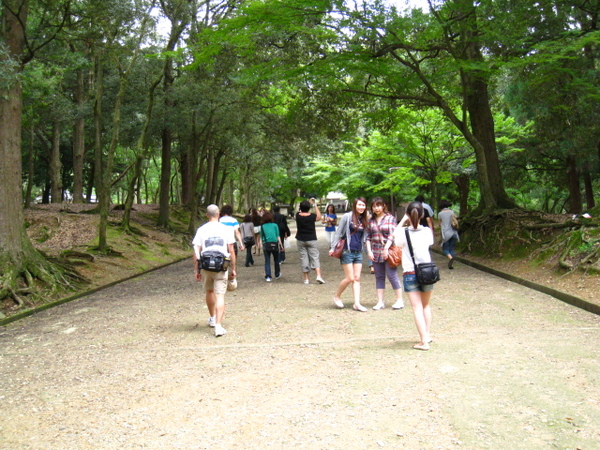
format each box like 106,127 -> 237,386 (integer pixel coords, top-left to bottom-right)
365,197 -> 404,310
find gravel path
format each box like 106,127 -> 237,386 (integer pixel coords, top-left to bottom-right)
1,229 -> 599,449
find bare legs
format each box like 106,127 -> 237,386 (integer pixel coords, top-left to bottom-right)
333,263 -> 363,309
374,287 -> 404,309
373,262 -> 403,310
254,233 -> 262,255
315,267 -> 324,280
407,290 -> 432,349
205,290 -> 226,325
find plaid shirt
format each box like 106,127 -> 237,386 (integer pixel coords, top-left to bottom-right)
366,213 -> 397,263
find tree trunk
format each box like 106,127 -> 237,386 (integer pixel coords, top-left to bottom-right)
582,170 -> 595,211
50,121 -> 62,203
0,79 -> 27,267
463,77 -> 514,210
181,144 -> 191,206
122,156 -> 144,230
566,155 -> 582,214
458,2 -> 515,211
0,0 -> 76,304
25,125 -> 35,208
0,0 -> 29,265
93,57 -> 108,250
157,126 -> 172,227
157,55 -> 175,228
97,36 -> 144,249
72,67 -> 86,204
122,70 -> 162,230
454,173 -> 470,216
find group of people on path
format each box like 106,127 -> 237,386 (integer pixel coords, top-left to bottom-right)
192,197 -> 459,350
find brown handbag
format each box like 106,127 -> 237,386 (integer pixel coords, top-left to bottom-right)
331,239 -> 346,258
386,244 -> 402,268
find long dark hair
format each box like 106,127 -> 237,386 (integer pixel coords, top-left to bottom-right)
250,208 -> 261,226
406,201 -> 423,229
352,197 -> 368,229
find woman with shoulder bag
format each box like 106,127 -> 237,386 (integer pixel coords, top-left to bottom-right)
329,197 -> 369,311
260,212 -> 283,282
393,201 -> 435,351
241,214 -> 255,267
365,197 -> 404,311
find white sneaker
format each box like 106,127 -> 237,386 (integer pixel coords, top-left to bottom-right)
303,279 -> 309,284
266,277 -> 272,282
207,316 -> 216,327
316,277 -> 325,284
392,300 -> 405,310
373,302 -> 385,310
214,324 -> 227,337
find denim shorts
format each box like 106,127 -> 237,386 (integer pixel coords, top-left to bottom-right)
403,272 -> 434,293
341,250 -> 363,265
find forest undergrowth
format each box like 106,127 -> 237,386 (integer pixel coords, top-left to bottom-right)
459,207 -> 600,275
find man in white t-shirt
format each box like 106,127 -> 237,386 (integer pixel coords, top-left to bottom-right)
192,204 -> 236,337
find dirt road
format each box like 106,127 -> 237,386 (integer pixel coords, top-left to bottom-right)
1,229 -> 599,449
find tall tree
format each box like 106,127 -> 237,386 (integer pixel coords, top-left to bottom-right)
94,1 -> 155,251
194,0 -> 525,210
156,0 -> 193,228
0,0 -> 76,304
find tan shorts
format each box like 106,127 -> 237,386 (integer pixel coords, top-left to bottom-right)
202,269 -> 228,294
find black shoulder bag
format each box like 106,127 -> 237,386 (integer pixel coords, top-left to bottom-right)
405,228 -> 440,285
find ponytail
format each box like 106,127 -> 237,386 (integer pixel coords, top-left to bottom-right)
406,201 -> 423,229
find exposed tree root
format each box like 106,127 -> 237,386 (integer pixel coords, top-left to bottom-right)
0,251 -> 87,310
460,208 -> 600,273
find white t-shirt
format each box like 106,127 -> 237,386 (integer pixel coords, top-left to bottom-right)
219,215 -> 240,231
192,221 -> 235,259
394,225 -> 434,272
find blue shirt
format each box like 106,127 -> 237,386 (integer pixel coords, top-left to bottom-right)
349,222 -> 364,252
325,213 -> 337,232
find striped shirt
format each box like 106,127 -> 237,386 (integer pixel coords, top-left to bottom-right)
365,213 -> 397,263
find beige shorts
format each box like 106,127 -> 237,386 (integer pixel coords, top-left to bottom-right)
202,269 -> 228,294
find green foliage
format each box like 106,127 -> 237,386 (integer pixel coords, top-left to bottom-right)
0,41 -> 20,92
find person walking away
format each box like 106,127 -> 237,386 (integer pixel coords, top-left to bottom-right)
192,204 -> 236,337
400,196 -> 434,230
260,212 -> 283,282
295,198 -> 325,285
415,195 -> 435,231
272,205 -> 291,263
438,200 -> 459,269
219,204 -> 245,255
365,197 -> 404,310
329,197 -> 369,311
393,201 -> 434,350
250,208 -> 262,256
240,214 -> 255,267
322,204 -> 338,245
